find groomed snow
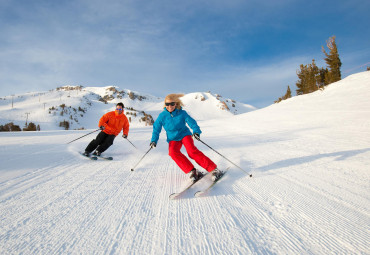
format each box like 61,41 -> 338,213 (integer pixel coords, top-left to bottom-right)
0,72 -> 369,254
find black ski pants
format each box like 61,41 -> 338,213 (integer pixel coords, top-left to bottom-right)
85,131 -> 116,153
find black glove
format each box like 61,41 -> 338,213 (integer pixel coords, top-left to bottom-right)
122,134 -> 127,138
193,133 -> 200,141
150,142 -> 156,148
100,125 -> 105,131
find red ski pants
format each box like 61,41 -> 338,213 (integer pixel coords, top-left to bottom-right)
168,135 -> 217,174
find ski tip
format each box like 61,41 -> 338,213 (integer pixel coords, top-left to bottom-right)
194,191 -> 203,197
169,193 -> 178,200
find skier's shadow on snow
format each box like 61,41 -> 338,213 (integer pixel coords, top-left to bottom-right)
256,148 -> 370,172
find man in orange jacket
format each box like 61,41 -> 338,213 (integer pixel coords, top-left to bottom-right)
83,102 -> 129,156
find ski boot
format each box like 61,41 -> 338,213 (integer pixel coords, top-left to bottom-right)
211,168 -> 224,181
92,150 -> 101,156
189,168 -> 204,182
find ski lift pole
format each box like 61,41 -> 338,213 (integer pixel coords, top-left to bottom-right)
67,129 -> 100,144
197,138 -> 252,177
131,146 -> 153,171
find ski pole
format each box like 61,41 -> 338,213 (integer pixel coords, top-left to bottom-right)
67,129 -> 100,144
197,138 -> 252,177
131,146 -> 153,171
125,137 -> 137,149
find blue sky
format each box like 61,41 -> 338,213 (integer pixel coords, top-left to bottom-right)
1,0 -> 369,108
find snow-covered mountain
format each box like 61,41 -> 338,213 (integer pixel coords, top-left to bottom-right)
0,86 -> 256,130
0,71 -> 369,254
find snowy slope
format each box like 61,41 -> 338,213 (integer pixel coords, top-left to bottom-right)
0,71 -> 369,254
181,92 -> 255,120
0,87 -> 255,131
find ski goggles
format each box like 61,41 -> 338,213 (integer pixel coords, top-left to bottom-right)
116,108 -> 123,111
165,102 -> 176,106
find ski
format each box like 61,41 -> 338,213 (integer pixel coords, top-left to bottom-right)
169,173 -> 208,200
79,152 -> 97,160
94,154 -> 113,160
194,167 -> 230,197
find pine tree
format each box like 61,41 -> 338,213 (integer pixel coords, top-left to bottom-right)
317,67 -> 329,88
23,122 -> 37,131
322,36 -> 342,84
296,60 -> 319,95
310,59 -> 320,90
296,64 -> 308,95
284,86 -> 292,99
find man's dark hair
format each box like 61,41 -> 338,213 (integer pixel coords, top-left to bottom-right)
116,102 -> 124,108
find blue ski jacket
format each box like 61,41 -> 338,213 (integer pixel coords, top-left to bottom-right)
151,108 -> 201,144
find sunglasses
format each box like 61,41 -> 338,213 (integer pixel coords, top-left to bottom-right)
165,102 -> 176,106
116,108 -> 123,111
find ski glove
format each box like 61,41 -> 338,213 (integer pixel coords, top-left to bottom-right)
100,125 -> 105,130
122,134 -> 128,138
150,142 -> 156,148
193,133 -> 200,141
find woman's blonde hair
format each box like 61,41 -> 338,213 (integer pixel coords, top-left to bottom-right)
164,93 -> 184,109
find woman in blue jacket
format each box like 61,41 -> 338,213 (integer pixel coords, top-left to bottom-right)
150,93 -> 222,181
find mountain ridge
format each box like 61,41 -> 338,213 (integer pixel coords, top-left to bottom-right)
0,86 -> 256,130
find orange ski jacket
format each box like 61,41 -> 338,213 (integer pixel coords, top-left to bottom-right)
98,111 -> 129,136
